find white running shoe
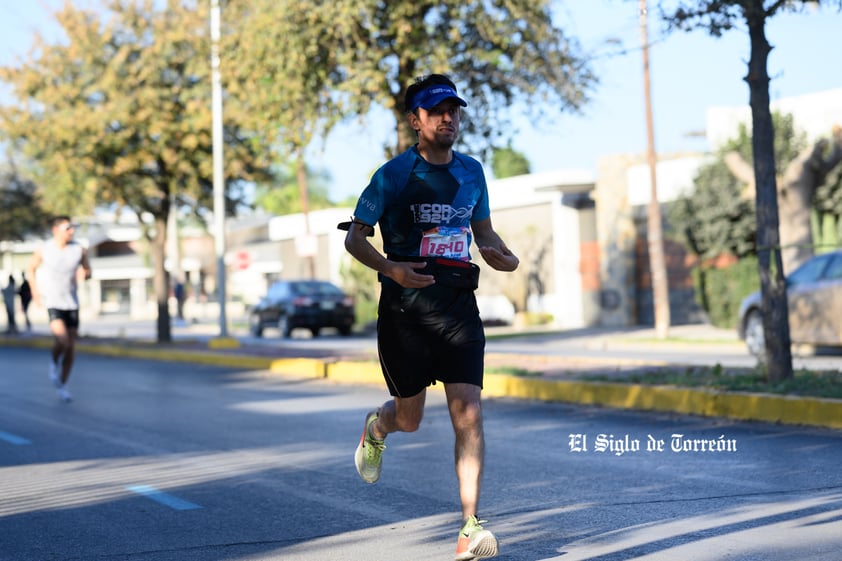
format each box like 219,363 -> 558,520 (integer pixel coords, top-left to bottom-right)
49,361 -> 62,388
57,387 -> 73,403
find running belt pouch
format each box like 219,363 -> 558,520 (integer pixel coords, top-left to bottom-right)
422,258 -> 480,290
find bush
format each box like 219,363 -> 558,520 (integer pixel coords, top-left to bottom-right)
694,256 -> 759,329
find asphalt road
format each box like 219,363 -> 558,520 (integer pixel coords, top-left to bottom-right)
2,347 -> 842,561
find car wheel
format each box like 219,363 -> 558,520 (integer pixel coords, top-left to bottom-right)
338,325 -> 352,336
309,327 -> 320,337
744,309 -> 765,358
249,315 -> 263,338
278,316 -> 292,338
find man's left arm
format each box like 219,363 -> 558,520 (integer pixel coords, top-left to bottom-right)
79,248 -> 92,280
472,217 -> 519,272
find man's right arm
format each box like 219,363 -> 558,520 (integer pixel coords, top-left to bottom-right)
26,249 -> 42,306
344,222 -> 434,289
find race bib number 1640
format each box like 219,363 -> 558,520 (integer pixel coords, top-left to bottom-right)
420,227 -> 470,260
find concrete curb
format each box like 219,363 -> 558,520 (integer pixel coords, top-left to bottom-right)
479,374 -> 842,430
4,337 -> 841,430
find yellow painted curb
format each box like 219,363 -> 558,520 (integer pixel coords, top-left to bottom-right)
208,337 -> 241,350
326,360 -> 385,386
481,374 -> 842,430
267,358 -> 326,378
77,343 -> 275,370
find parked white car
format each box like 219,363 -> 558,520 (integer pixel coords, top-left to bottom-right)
738,250 -> 842,356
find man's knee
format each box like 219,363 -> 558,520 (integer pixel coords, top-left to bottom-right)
394,410 -> 423,432
453,401 -> 483,429
447,387 -> 483,432
54,334 -> 71,347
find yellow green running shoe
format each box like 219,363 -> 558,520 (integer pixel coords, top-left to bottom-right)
454,515 -> 498,560
354,409 -> 385,483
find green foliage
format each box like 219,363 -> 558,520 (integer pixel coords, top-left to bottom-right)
658,1 -> 842,37
253,161 -> 333,216
491,145 -> 531,179
693,256 -> 759,329
669,112 -> 808,260
224,1 -> 345,156
721,113 -> 807,176
669,160 -> 756,259
0,162 -> 50,240
0,1 -> 273,220
229,0 -> 596,159
0,1 -> 276,342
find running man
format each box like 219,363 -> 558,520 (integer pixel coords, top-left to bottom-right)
27,216 -> 92,402
343,73 -> 519,560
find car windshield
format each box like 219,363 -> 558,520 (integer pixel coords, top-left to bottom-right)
823,254 -> 842,280
290,281 -> 343,297
787,253 -> 836,285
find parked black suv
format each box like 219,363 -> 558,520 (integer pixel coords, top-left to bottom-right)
249,280 -> 355,338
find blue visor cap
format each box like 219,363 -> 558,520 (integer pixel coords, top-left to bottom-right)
410,85 -> 468,112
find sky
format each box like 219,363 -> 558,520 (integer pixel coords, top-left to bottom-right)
1,1 -> 841,202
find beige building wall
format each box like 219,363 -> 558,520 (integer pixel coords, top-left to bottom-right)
595,154 -> 641,326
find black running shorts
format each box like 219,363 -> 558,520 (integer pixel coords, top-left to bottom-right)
47,308 -> 80,329
376,279 -> 486,398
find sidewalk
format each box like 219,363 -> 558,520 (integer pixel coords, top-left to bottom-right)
3,321 -> 841,431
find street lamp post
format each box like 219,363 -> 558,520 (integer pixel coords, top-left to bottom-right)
211,0 -> 227,337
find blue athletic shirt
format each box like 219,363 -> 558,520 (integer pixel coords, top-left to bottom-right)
353,145 -> 490,261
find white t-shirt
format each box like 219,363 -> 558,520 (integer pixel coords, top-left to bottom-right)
39,240 -> 84,310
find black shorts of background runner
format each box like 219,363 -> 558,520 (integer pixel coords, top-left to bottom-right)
377,278 -> 485,398
47,308 -> 80,329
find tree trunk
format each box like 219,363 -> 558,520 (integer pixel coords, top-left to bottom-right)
394,103 -> 415,156
778,128 -> 842,272
745,10 -> 792,382
153,213 -> 172,343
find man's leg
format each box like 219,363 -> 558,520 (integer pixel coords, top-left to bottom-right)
446,382 -> 498,560
371,390 -> 427,439
444,382 -> 484,519
61,327 -> 79,384
355,390 -> 427,484
49,318 -> 70,383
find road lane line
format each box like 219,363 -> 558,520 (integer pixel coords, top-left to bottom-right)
126,485 -> 202,510
0,431 -> 31,445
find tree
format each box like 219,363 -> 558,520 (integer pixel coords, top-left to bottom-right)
0,159 -> 51,241
671,113 -> 807,261
658,0 -> 842,382
233,0 -> 596,160
224,0 -> 597,312
728,125 -> 842,273
670,113 -> 805,329
0,0 -> 274,342
224,1 -> 354,280
491,145 -> 531,179
253,162 -> 333,216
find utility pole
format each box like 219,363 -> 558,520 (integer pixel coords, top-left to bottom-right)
640,0 -> 671,338
211,0 -> 228,337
